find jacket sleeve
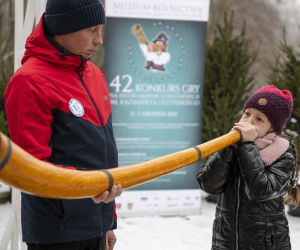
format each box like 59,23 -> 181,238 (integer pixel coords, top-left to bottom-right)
4,73 -> 75,169
197,146 -> 236,195
234,142 -> 294,201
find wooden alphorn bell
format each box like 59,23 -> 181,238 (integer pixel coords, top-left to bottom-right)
132,25 -> 148,44
0,131 -> 241,199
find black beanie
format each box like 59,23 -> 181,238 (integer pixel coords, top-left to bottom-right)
44,0 -> 106,36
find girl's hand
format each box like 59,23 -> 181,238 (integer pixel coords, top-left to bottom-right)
233,122 -> 259,143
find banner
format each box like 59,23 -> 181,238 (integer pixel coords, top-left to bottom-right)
105,0 -> 210,215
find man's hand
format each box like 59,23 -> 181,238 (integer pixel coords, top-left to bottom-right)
92,184 -> 122,204
106,230 -> 117,250
233,122 -> 259,143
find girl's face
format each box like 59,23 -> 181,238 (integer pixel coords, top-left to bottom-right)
239,108 -> 274,138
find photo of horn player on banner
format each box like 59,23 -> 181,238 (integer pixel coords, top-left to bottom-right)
132,25 -> 171,72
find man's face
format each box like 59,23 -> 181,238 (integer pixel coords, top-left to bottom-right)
153,41 -> 166,52
54,25 -> 103,60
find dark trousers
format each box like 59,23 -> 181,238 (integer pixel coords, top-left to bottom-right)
27,235 -> 106,250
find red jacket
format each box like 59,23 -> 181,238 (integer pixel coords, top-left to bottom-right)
4,15 -> 118,244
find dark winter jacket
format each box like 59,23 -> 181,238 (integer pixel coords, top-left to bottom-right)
4,15 -> 118,244
197,141 -> 294,250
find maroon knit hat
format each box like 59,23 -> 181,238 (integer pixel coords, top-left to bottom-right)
243,85 -> 293,134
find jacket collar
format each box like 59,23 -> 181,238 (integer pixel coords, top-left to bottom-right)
44,32 -> 75,56
21,13 -> 88,71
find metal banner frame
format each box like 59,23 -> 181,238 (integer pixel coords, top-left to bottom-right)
105,0 -> 210,216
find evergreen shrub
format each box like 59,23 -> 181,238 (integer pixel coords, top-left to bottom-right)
202,11 -> 258,144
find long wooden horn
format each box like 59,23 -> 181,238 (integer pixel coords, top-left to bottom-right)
0,131 -> 241,199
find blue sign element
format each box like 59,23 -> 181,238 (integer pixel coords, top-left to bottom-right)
105,18 -> 207,190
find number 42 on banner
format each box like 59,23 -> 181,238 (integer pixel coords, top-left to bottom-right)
109,74 -> 133,93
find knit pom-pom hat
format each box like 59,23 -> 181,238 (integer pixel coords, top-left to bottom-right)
44,0 -> 106,36
243,85 -> 293,135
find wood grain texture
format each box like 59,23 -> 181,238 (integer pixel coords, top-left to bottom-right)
0,131 -> 241,199
197,131 -> 241,159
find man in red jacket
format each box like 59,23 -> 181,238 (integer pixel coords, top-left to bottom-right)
4,1 -> 122,250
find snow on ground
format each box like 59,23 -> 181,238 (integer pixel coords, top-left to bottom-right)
1,196 -> 300,250
114,197 -> 215,250
114,198 -> 300,250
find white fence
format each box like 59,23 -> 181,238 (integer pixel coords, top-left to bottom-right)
0,1 -> 47,249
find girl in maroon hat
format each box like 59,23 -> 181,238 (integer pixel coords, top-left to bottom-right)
197,85 -> 299,250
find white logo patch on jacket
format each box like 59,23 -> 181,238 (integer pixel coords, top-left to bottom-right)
69,99 -> 84,117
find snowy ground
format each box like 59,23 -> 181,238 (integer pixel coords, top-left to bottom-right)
1,196 -> 300,250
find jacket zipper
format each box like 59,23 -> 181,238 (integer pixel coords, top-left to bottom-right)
60,218 -> 65,231
235,176 -> 241,250
76,70 -> 109,167
56,199 -> 65,231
